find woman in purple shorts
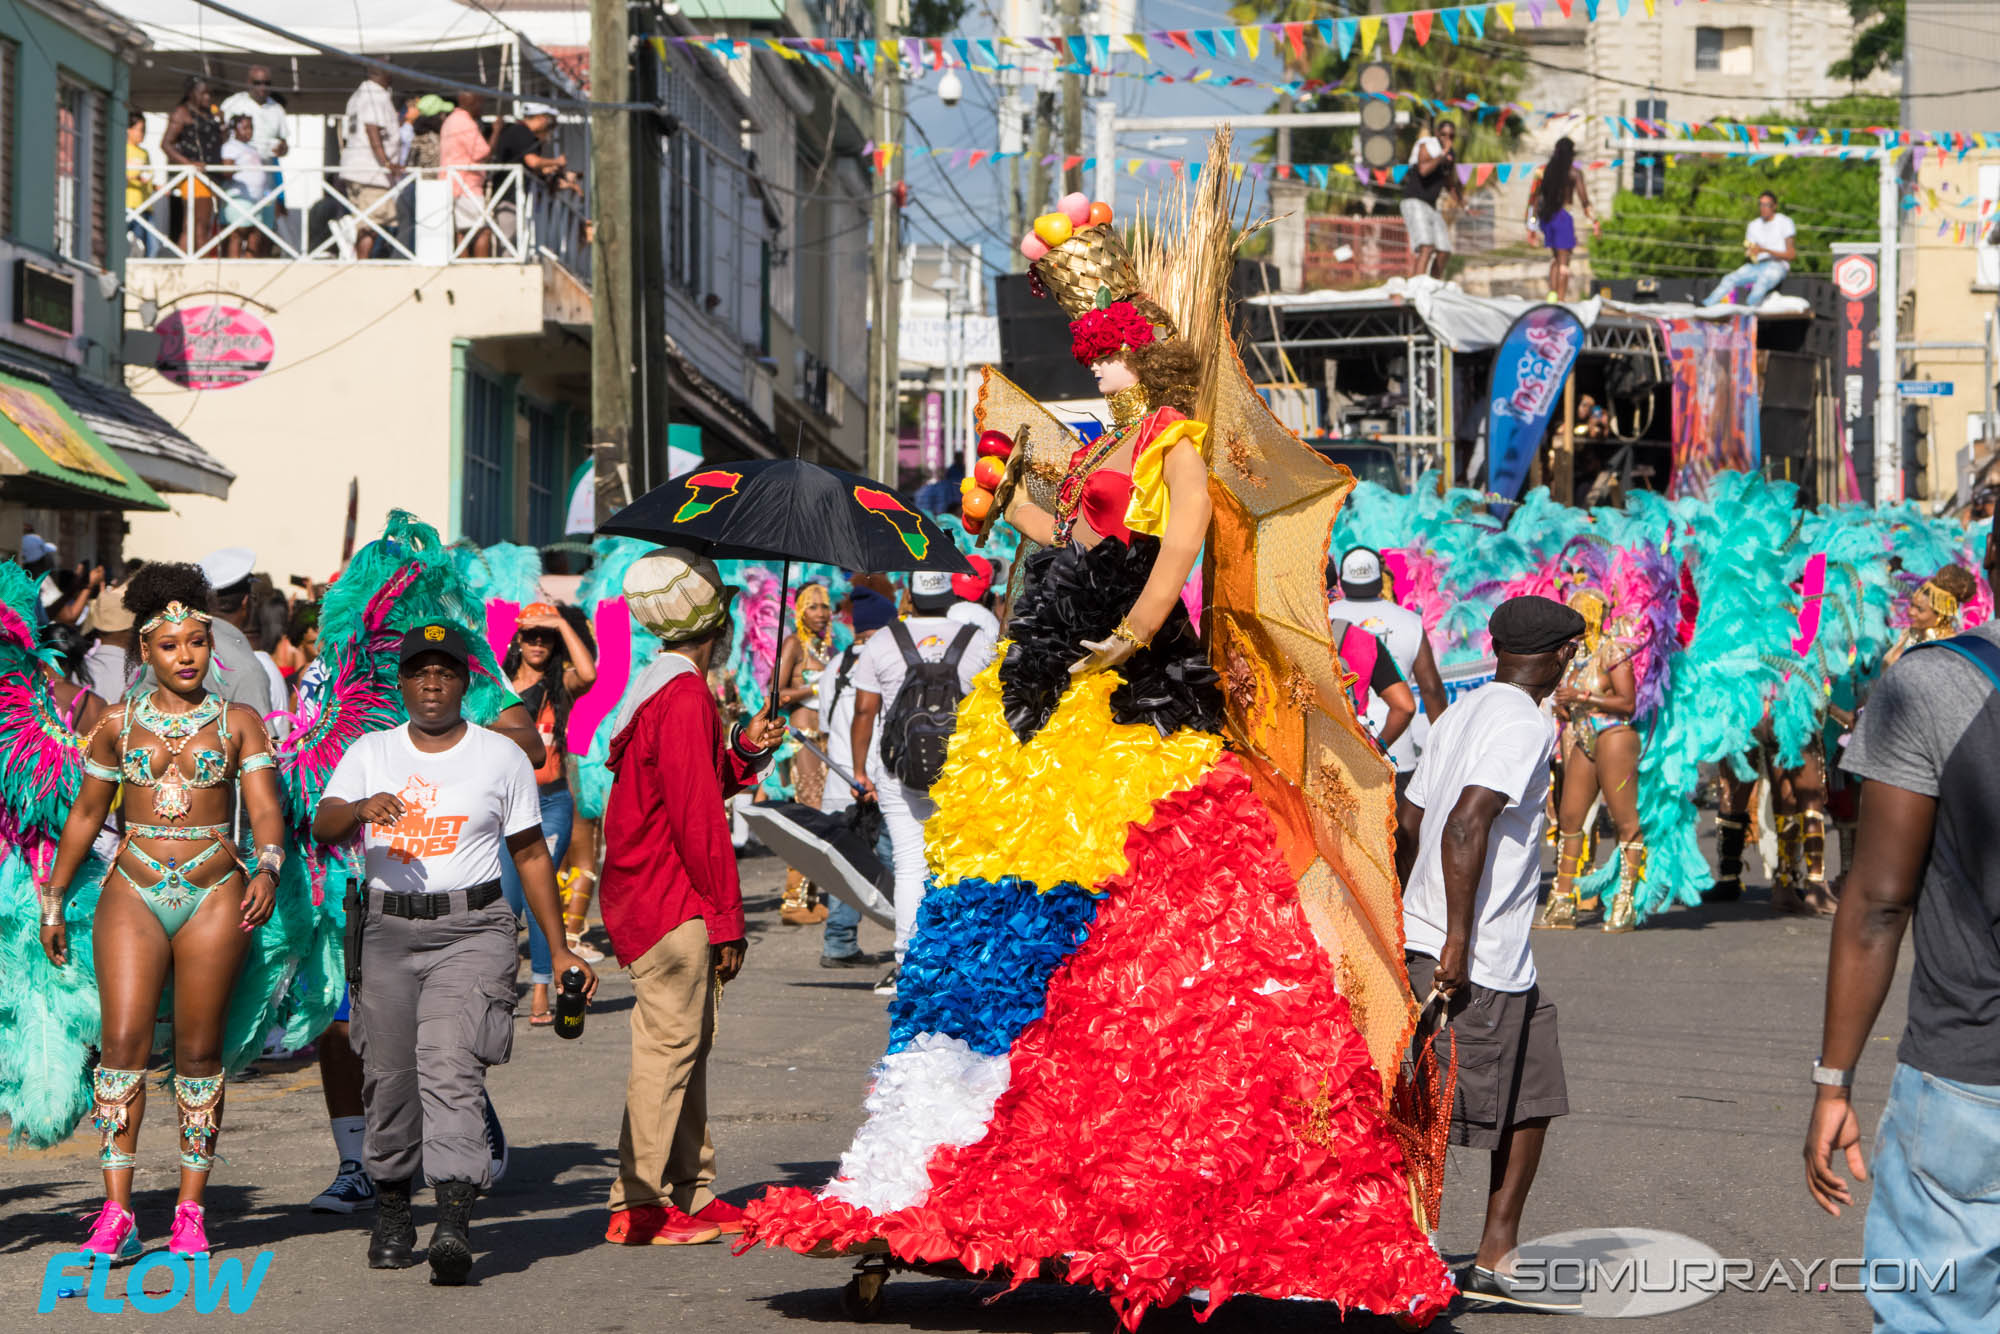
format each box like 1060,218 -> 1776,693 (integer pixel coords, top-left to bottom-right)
1526,137 -> 1598,302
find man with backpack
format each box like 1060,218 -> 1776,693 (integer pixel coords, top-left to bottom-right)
849,571 -> 997,997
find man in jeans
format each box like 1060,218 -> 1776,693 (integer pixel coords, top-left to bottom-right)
1702,190 -> 1796,308
1805,527 -> 2000,1332
850,571 -> 996,997
1398,595 -> 1584,1312
817,585 -> 897,969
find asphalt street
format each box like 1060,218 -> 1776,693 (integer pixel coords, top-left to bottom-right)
1,838 -> 1904,1332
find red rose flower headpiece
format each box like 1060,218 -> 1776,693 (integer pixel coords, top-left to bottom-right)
1069,300 -> 1157,366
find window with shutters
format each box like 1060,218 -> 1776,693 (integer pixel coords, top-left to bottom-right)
523,399 -> 562,543
0,44 -> 13,238
461,369 -> 509,546
54,80 -> 101,264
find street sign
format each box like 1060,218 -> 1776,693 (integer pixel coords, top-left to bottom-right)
1897,380 -> 1954,398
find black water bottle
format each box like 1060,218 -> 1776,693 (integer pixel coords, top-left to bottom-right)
554,966 -> 588,1040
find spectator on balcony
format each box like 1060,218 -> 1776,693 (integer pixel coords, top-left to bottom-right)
125,111 -> 158,259
1401,119 -> 1464,282
219,116 -> 274,259
486,104 -> 567,256
163,76 -> 225,255
220,65 -> 289,256
339,66 -> 402,260
442,92 -> 504,258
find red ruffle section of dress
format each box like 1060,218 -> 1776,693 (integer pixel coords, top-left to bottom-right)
742,754 -> 1456,1328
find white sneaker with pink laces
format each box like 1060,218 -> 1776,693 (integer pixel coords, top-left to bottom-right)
168,1201 -> 209,1255
80,1200 -> 142,1263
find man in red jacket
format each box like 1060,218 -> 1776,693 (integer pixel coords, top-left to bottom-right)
601,550 -> 783,1247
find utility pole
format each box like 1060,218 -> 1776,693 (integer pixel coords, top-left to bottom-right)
868,0 -> 905,483
590,0 -> 635,520
1059,0 -> 1083,197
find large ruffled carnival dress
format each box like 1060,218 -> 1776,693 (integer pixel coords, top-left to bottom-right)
742,407 -> 1455,1327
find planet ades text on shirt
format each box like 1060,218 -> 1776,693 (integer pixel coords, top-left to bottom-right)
369,777 -> 469,865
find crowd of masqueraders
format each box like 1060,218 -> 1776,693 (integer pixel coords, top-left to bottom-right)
8,495 -> 1989,1330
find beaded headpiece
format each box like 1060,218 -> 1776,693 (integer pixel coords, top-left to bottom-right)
139,600 -> 211,636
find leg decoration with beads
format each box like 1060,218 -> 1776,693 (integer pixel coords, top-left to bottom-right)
1604,841 -> 1646,933
1575,825 -> 1601,912
92,1066 -> 144,1170
1799,810 -> 1836,914
174,1073 -> 224,1171
1771,814 -> 1804,912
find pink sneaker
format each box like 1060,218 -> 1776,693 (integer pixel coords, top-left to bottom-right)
80,1200 -> 142,1263
168,1201 -> 209,1255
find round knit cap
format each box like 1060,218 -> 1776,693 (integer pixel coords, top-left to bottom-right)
623,548 -> 732,642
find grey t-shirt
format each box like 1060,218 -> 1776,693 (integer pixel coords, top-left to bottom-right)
1842,621 -> 2000,1085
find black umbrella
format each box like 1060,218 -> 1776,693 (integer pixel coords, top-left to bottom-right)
599,460 -> 973,575
600,459 -> 973,707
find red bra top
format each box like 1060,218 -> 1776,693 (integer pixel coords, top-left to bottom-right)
1066,405 -> 1186,546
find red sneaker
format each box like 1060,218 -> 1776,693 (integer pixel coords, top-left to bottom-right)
605,1204 -> 722,1246
690,1197 -> 746,1235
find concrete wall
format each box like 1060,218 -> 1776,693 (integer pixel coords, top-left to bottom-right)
121,260 -> 555,586
1905,0 -> 2000,134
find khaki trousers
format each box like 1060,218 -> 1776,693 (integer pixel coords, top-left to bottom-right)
608,916 -> 718,1213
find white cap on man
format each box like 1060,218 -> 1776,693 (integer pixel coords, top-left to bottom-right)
1337,547 -> 1387,600
909,570 -> 957,613
519,102 -> 558,120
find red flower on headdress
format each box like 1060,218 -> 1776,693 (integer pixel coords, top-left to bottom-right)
1070,300 -> 1157,366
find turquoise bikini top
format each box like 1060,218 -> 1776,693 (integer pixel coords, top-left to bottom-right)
81,691 -> 274,790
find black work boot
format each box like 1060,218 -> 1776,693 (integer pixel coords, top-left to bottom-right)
368,1178 -> 418,1269
427,1180 -> 478,1286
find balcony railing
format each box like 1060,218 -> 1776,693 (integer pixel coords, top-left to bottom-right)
126,164 -> 590,279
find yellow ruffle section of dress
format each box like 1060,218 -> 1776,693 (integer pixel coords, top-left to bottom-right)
1122,419 -> 1209,540
925,658 -> 1222,892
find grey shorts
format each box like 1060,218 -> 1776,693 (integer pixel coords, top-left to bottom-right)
1399,197 -> 1451,253
1408,952 -> 1568,1149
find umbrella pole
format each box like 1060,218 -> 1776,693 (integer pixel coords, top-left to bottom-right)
765,557 -> 793,717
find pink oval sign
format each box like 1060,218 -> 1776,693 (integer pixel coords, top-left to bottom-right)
155,303 -> 275,389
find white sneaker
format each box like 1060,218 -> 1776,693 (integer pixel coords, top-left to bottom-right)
310,1160 -> 376,1213
872,966 -> 900,998
565,934 -> 605,964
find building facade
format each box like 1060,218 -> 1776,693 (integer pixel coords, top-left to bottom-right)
0,0 -> 232,569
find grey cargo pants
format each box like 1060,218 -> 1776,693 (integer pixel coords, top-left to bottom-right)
350,891 -> 519,1188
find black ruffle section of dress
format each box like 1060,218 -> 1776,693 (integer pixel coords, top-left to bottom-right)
998,535 -> 1223,743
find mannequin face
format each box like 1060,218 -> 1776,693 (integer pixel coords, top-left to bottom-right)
1092,355 -> 1138,396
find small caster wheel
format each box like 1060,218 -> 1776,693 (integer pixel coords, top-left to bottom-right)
840,1269 -> 887,1321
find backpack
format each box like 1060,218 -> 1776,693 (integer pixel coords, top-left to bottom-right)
879,620 -> 977,790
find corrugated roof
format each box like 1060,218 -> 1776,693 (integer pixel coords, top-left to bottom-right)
58,371 -> 235,498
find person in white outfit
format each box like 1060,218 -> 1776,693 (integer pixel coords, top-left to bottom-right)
849,571 -> 996,996
1330,547 -> 1448,792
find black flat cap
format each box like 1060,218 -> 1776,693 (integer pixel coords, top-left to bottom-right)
1489,596 -> 1586,656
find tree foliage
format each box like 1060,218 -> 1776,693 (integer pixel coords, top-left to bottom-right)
1229,0 -> 1525,207
905,0 -> 969,39
1591,97 -> 1896,282
1827,0 -> 1902,81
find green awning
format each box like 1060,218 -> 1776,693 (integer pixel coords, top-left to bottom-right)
0,370 -> 167,511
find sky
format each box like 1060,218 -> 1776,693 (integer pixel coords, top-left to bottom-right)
891,1 -> 1288,280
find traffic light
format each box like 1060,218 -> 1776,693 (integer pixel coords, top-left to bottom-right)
1632,97 -> 1666,198
1357,63 -> 1396,173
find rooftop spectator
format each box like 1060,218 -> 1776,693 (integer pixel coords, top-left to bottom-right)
338,66 -> 400,260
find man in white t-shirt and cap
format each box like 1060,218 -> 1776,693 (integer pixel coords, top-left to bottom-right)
1330,546 -> 1447,789
1702,190 -> 1797,308
850,570 -> 996,996
1397,594 -> 1583,1312
317,623 -> 595,1285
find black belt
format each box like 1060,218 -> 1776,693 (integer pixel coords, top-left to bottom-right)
372,879 -> 504,920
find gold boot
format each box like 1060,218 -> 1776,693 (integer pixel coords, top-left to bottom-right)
780,870 -> 827,925
1603,841 -> 1645,933
1536,828 -> 1587,929
1799,810 -> 1837,915
1771,814 -> 1805,913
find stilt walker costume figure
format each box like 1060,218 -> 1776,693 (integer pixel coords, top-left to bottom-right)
39,562 -> 288,1261
741,131 -> 1456,1327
